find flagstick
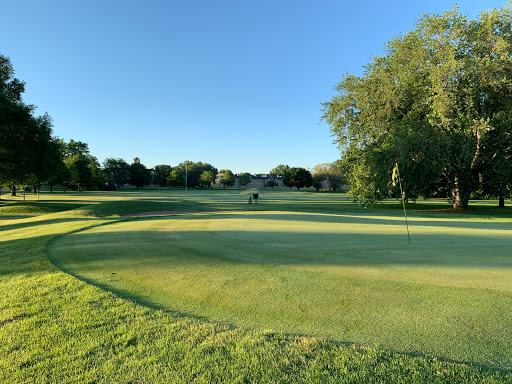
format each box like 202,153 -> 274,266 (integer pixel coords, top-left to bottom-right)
395,163 -> 411,244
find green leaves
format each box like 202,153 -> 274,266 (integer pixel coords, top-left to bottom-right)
323,5 -> 512,208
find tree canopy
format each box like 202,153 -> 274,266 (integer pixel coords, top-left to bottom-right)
0,54 -> 63,194
103,158 -> 130,190
172,161 -> 218,189
322,5 -> 512,208
129,162 -> 152,188
285,167 -> 313,190
238,173 -> 252,189
269,164 -> 290,177
220,170 -> 236,188
64,154 -> 92,190
152,164 -> 172,187
198,170 -> 215,188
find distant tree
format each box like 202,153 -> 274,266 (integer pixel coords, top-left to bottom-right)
87,162 -> 106,189
167,169 -> 185,188
45,146 -> 69,192
287,167 -> 313,190
282,172 -> 294,189
129,162 -> 152,188
269,164 -> 290,177
311,162 -> 345,191
221,170 -> 236,188
326,161 -> 345,191
265,180 -> 278,188
152,164 -> 172,187
238,173 -> 252,189
173,161 -> 218,188
64,154 -> 92,190
312,174 -> 323,191
199,170 -> 215,188
103,158 -> 130,190
311,163 -> 329,191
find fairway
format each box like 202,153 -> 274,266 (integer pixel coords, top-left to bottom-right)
48,210 -> 512,369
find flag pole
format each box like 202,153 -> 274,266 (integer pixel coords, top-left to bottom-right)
395,163 -> 411,244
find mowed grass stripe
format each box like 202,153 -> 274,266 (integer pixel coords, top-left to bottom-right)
48,210 -> 512,370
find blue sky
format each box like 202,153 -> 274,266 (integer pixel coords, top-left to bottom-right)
1,0 -> 508,173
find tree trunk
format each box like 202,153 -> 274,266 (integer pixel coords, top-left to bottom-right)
452,176 -> 469,210
50,183 -> 54,193
10,184 -> 16,196
499,196 -> 505,208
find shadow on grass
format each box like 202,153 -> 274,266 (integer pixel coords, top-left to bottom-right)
51,230 -> 512,267
47,246 -> 512,376
0,201 -> 89,216
44,216 -> 512,373
126,210 -> 512,232
0,217 -> 96,233
80,199 -> 215,217
66,270 -> 512,376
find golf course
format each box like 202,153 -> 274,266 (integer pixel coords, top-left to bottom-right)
2,188 -> 512,382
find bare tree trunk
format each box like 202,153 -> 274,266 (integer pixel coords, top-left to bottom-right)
10,184 -> 16,196
499,196 -> 505,208
452,175 -> 469,210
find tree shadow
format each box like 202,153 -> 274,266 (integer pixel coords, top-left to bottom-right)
130,210 -> 512,232
0,217 -> 97,233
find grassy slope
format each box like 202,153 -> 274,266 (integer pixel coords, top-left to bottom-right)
1,190 -> 512,382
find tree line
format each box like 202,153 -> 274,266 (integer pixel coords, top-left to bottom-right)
1,53 -> 346,195
322,5 -> 512,209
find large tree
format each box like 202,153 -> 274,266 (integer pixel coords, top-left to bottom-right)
269,164 -> 290,177
0,55 -> 63,195
64,154 -> 92,190
326,161 -> 345,191
322,6 -> 512,209
198,170 -> 215,188
55,138 -> 90,159
103,158 -> 130,190
167,169 -> 185,188
172,161 -> 218,189
129,162 -> 152,188
152,164 -> 172,187
286,167 -> 313,190
220,170 -> 236,188
238,173 -> 252,189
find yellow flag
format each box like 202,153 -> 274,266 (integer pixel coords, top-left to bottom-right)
392,164 -> 398,186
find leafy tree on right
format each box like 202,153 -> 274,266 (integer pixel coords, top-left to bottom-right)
322,6 -> 512,209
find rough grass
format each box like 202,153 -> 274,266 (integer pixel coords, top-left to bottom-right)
2,189 -> 512,382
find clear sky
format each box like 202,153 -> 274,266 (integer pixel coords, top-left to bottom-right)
1,0 -> 508,173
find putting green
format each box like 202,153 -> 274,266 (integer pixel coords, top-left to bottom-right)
48,211 -> 512,369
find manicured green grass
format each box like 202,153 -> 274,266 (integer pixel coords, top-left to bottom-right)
48,210 -> 512,370
2,189 -> 512,382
